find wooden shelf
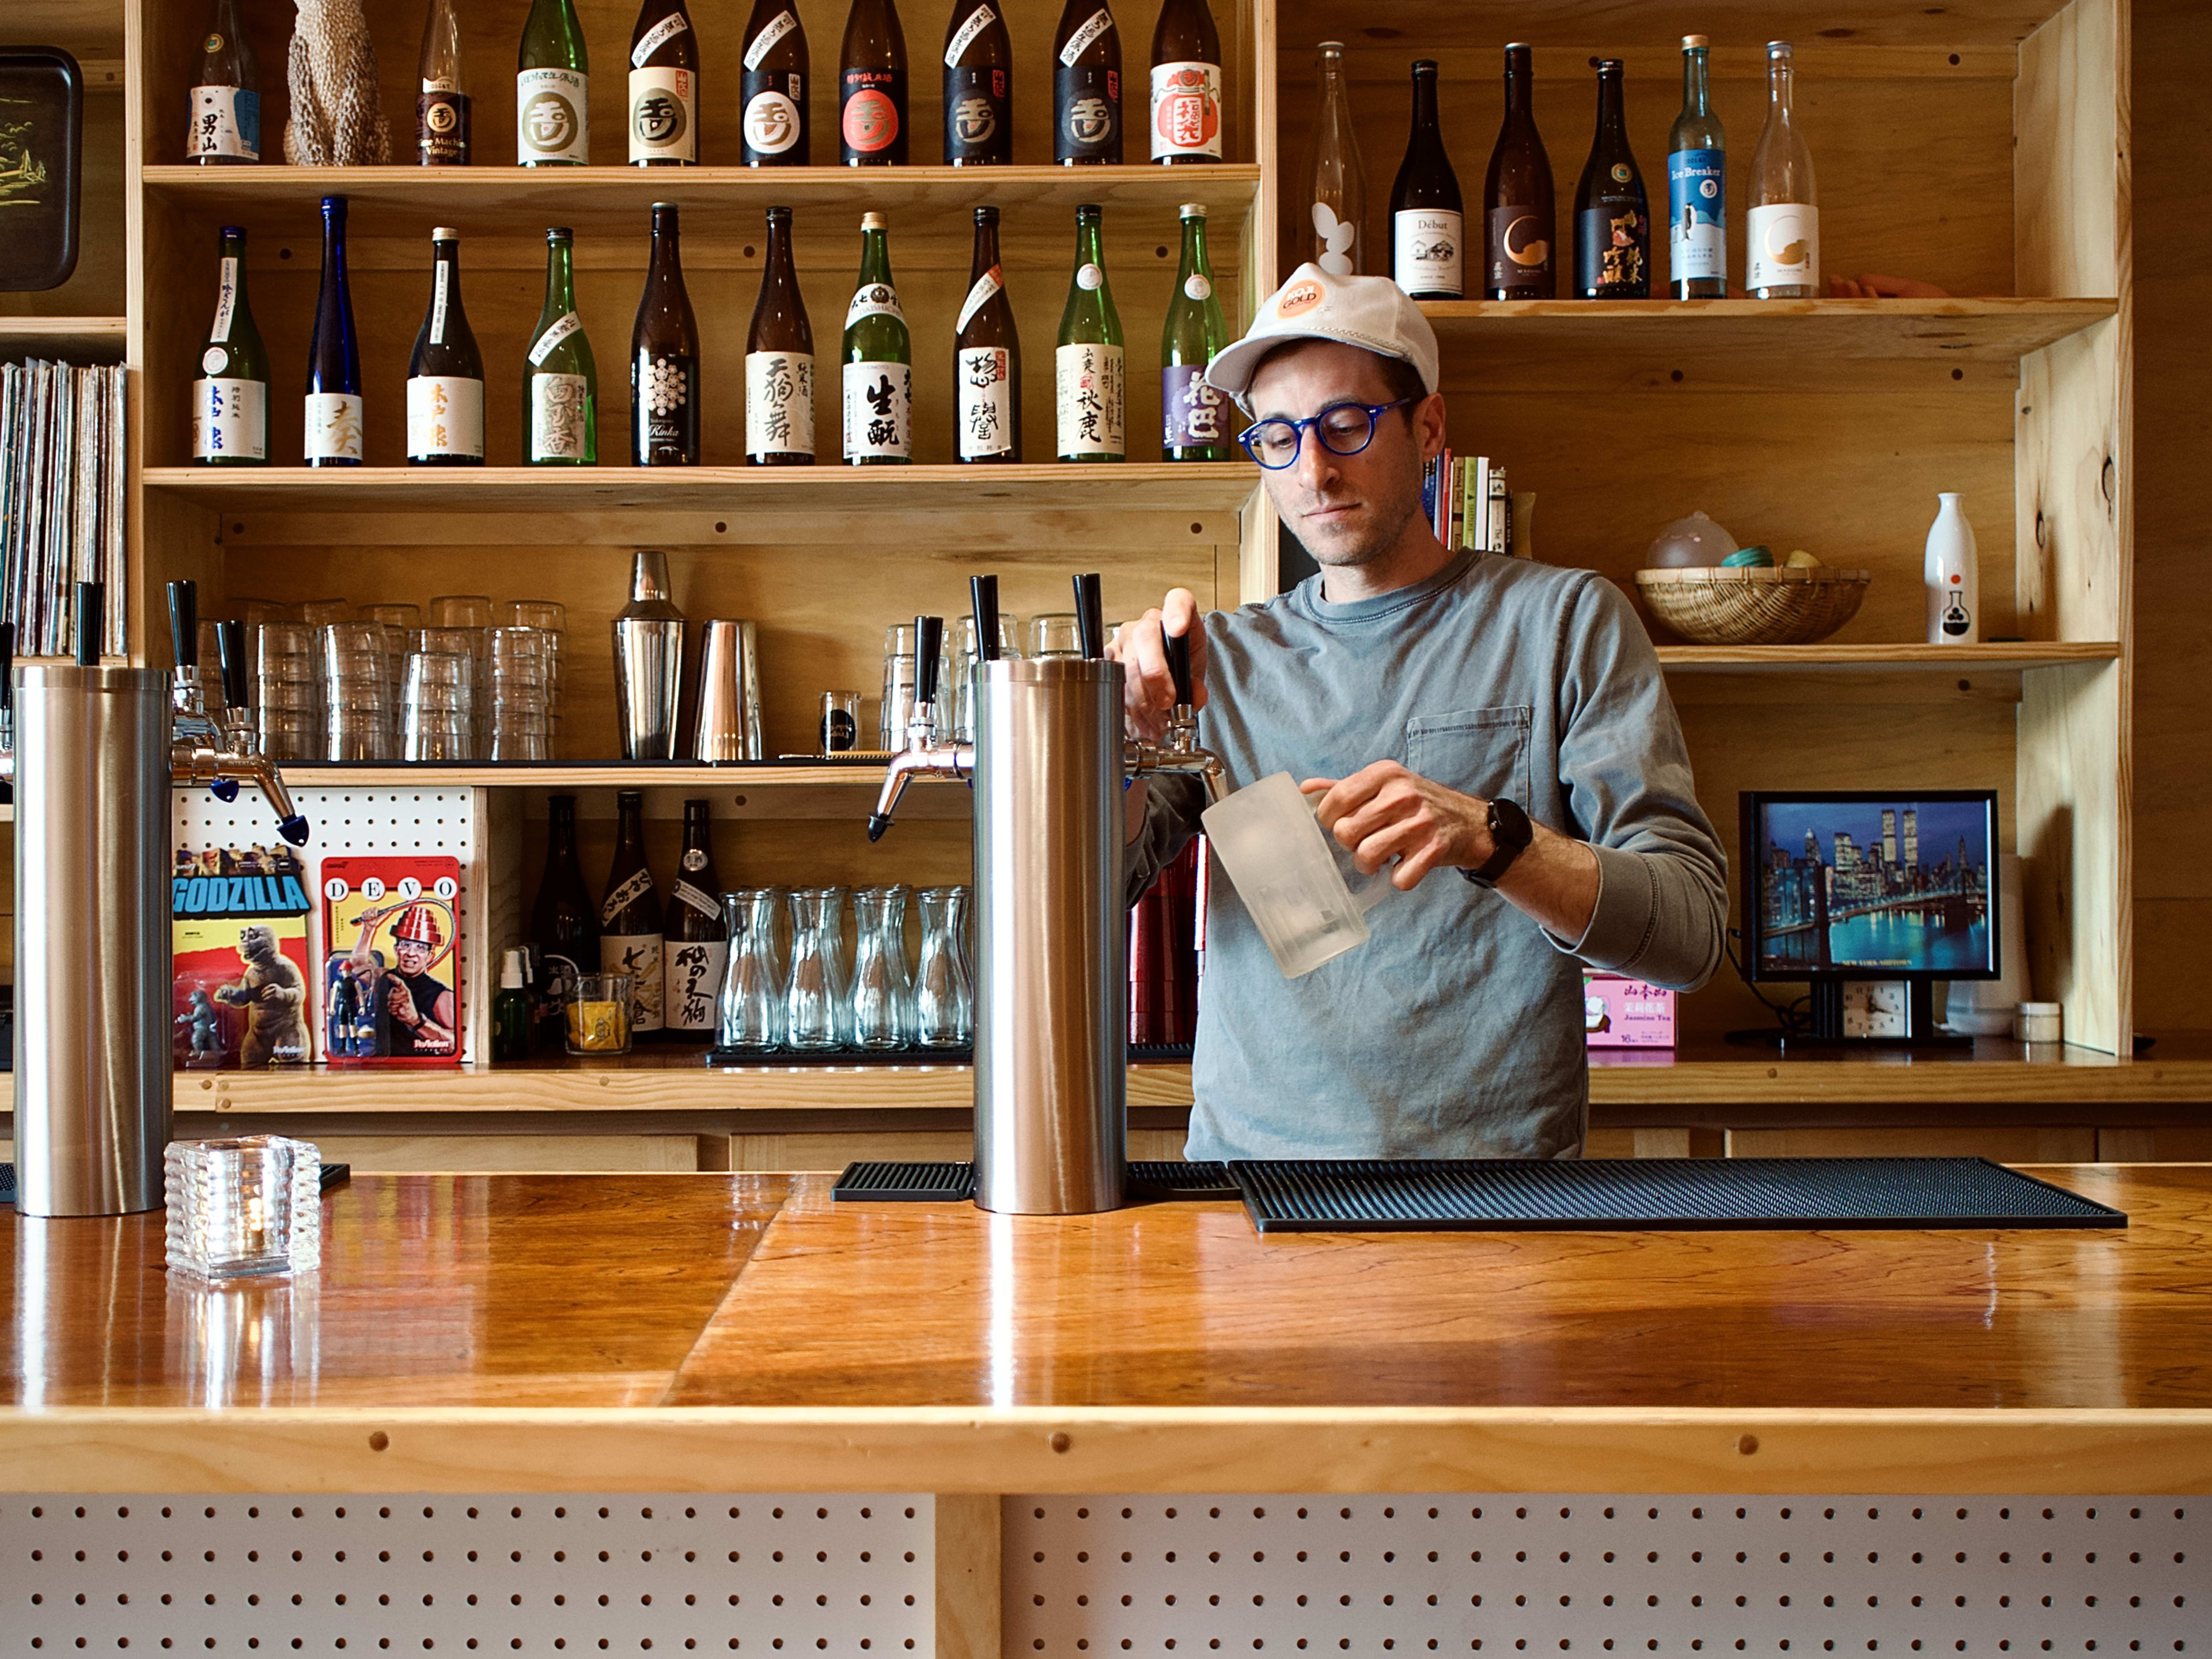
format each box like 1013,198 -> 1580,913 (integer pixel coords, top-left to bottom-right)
140,165 -> 1264,238
0,315 -> 127,362
1653,642 -> 2123,673
1418,297 -> 2116,365
144,463 -> 1258,514
287,763 -> 914,789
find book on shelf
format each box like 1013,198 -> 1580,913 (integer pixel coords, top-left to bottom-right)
0,358 -> 127,656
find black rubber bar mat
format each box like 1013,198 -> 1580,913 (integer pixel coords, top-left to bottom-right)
832,1160 -> 1235,1203
1229,1157 -> 2126,1233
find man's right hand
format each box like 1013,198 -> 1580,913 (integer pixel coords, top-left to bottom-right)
1106,587 -> 1208,743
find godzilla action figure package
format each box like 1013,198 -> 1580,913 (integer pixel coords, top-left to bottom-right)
319,857 -> 464,1064
171,844 -> 315,1069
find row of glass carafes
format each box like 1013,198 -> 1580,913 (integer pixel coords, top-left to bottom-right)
717,883 -> 974,1052
188,199 -> 1236,468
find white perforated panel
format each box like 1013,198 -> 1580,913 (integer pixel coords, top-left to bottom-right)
4,1493 -> 933,1654
1005,1495 -> 2198,1654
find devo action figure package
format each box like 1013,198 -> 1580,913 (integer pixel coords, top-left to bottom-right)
319,857 -> 464,1065
172,844 -> 315,1069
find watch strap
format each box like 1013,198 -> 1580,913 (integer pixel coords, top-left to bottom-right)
1463,797 -> 1532,889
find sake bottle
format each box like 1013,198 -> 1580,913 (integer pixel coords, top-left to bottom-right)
1160,204 -> 1228,461
1665,35 -> 1727,298
524,226 -> 597,465
188,0 -> 261,164
1147,0 -> 1221,164
632,203 -> 700,465
1572,59 -> 1649,298
842,213 -> 912,464
627,0 -> 699,165
1052,0 -> 1121,165
1482,44 -> 1554,300
1055,203 -> 1123,461
416,0 -> 470,165
747,205 -> 817,464
406,228 -> 486,465
517,0 -> 590,165
941,0 -> 1012,165
1389,59 -> 1464,300
304,195 -> 363,468
840,0 -> 908,165
1747,41 -> 1819,298
191,225 -> 270,465
954,206 -> 1021,463
600,789 -> 666,1037
740,0 -> 810,164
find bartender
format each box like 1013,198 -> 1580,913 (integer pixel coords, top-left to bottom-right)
1113,265 -> 1728,1161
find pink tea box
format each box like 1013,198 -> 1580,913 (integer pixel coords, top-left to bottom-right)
1582,972 -> 1677,1048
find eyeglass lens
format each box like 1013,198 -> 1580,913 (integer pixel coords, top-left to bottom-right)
1245,404 -> 1382,468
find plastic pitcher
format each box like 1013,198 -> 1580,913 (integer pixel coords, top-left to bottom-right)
1202,771 -> 1391,979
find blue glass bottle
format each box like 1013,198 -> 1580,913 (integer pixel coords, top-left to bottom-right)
304,195 -> 364,467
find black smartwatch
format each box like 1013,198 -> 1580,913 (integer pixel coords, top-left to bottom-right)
1462,797 -> 1533,889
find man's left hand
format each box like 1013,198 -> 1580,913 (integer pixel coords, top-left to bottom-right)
1302,762 -> 1491,891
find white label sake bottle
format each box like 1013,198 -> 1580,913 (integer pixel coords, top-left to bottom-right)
1924,491 -> 1979,645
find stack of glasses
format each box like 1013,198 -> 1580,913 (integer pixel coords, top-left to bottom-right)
254,620 -> 322,762
321,620 -> 397,760
881,612 -> 1029,750
402,639 -> 475,762
716,883 -> 974,1054
488,623 -> 558,760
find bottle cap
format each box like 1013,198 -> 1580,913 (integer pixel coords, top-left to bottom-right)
1683,33 -> 1708,47
547,225 -> 573,241
861,211 -> 886,230
1767,40 -> 1794,54
432,226 -> 460,241
1180,203 -> 1206,219
500,948 -> 526,990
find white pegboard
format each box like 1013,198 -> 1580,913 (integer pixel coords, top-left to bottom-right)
174,787 -> 484,1062
1004,1494 -> 2198,1654
5,1493 -> 933,1653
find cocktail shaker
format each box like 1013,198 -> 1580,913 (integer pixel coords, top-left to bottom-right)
692,619 -> 763,762
612,550 -> 684,760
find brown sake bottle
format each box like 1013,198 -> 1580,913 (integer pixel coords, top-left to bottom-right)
839,0 -> 908,165
739,0 -> 810,164
1052,0 -> 1121,165
1483,43 -> 1556,299
1147,0 -> 1221,165
631,202 -> 700,464
941,0 -> 1012,165
627,0 -> 700,165
600,789 -> 666,1038
953,206 -> 1021,462
746,205 -> 817,464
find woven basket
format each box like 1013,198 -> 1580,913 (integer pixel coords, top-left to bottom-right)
1634,566 -> 1873,646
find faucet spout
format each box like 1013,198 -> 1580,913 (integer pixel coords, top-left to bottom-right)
867,742 -> 971,842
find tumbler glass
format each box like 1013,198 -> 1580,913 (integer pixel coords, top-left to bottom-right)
914,885 -> 973,1049
784,887 -> 849,1050
164,1136 -> 322,1280
1027,612 -> 1084,658
428,594 -> 495,630
850,885 -> 912,1050
565,973 -> 634,1055
715,889 -> 785,1050
819,691 -> 861,755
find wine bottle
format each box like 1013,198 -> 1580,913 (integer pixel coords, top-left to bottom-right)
524,226 -> 597,465
416,0 -> 470,165
747,206 -> 817,464
840,0 -> 908,166
1296,42 -> 1365,276
600,789 -> 666,1037
517,0 -> 590,166
1573,58 -> 1649,299
1666,34 -> 1726,299
941,0 -> 1012,165
1055,203 -> 1123,462
531,792 -> 600,1052
304,195 -> 363,468
192,225 -> 269,465
955,206 -> 1021,463
628,0 -> 699,165
1747,40 -> 1819,299
188,0 -> 260,165
632,202 -> 700,465
843,213 -> 912,465
407,228 -> 486,465
1147,0 -> 1220,165
1160,203 -> 1228,461
740,0 -> 809,165
1482,43 -> 1554,300
662,798 -> 728,1040
1052,0 -> 1120,165
1389,59 -> 1464,300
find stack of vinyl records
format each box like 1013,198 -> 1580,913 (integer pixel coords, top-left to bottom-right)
0,357 -> 126,657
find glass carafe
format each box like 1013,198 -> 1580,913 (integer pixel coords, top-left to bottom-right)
850,885 -> 913,1050
716,888 -> 785,1050
914,884 -> 973,1048
785,887 -> 850,1050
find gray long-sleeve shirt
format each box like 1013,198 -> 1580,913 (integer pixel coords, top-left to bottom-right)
1126,548 -> 1727,1162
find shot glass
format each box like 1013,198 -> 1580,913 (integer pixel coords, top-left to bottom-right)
819,690 -> 861,755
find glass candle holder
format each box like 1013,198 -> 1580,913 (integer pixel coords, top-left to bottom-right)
164,1136 -> 323,1281
566,972 -> 634,1054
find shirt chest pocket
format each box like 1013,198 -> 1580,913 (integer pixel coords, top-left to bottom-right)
1406,706 -> 1533,805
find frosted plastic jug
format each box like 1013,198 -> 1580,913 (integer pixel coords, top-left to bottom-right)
1202,771 -> 1389,979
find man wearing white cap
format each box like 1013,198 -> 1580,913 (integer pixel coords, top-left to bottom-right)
1111,264 -> 1726,1160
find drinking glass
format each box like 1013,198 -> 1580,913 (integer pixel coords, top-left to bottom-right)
850,885 -> 912,1049
299,597 -> 353,627
880,652 -> 918,749
914,885 -> 973,1048
785,887 -> 849,1050
819,691 -> 861,755
945,615 -> 1020,741
1027,612 -> 1084,657
164,1137 -> 322,1279
716,889 -> 785,1050
565,973 -> 633,1054
502,600 -> 567,631
359,603 -> 421,629
428,594 -> 495,630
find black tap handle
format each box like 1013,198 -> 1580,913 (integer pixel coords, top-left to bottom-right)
169,579 -> 199,669
75,582 -> 103,666
1165,618 -> 1194,709
215,620 -> 249,711
970,574 -> 1001,662
914,615 -> 944,704
1074,572 -> 1104,659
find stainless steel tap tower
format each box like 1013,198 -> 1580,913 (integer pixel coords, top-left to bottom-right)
870,574 -> 1223,1215
3,581 -> 309,1218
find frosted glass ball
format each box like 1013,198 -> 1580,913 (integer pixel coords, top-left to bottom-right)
1645,510 -> 1740,569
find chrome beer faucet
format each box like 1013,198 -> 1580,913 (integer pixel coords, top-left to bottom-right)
867,600 -> 976,842
165,581 -> 310,846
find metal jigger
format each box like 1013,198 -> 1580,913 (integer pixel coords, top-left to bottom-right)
613,550 -> 685,761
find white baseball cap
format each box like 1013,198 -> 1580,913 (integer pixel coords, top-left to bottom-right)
1203,263 -> 1441,414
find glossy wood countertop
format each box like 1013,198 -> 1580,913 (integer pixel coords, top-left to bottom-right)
5,1168 -> 2211,1495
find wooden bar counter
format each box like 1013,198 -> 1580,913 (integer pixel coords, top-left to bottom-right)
5,1167 -> 2210,1497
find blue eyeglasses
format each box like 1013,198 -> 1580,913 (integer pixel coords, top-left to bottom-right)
1237,398 -> 1416,470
